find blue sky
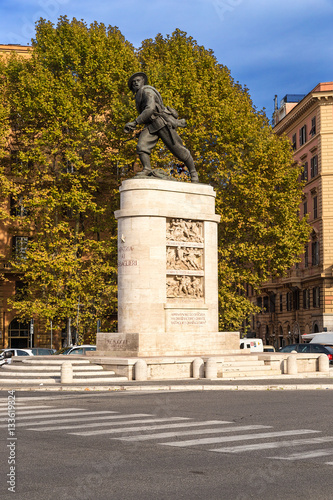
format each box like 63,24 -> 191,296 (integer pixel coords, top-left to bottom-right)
1,0 -> 333,118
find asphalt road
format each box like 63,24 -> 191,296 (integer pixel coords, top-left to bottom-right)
1,389 -> 332,500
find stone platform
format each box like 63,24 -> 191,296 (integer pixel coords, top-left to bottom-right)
96,177 -> 239,358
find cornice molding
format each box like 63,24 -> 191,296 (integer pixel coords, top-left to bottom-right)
274,92 -> 333,135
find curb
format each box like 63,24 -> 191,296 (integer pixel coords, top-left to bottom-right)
1,383 -> 333,392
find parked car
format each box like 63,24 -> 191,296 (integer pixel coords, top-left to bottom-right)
0,348 -> 34,365
263,345 -> 275,352
32,348 -> 55,355
65,345 -> 96,355
0,348 -> 33,357
279,343 -> 333,364
54,347 -> 73,355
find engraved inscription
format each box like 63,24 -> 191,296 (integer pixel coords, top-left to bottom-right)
170,311 -> 207,325
118,244 -> 138,267
106,339 -> 128,349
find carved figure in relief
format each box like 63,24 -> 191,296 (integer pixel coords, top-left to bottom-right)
166,218 -> 203,243
166,247 -> 176,268
185,248 -> 202,270
166,275 -> 204,298
166,246 -> 203,271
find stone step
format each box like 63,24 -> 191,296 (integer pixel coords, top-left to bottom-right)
219,369 -> 281,378
2,364 -> 104,372
0,376 -> 128,384
221,360 -> 266,368
220,364 -> 273,372
20,359 -> 91,365
0,370 -> 117,378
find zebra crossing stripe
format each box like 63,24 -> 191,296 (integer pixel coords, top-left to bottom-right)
114,424 -> 272,442
1,409 -> 115,420
30,418 -> 225,433
161,429 -> 320,447
212,436 -> 333,453
69,418 -> 206,436
0,411 -> 124,428
0,407 -> 88,416
270,447 -> 333,460
27,415 -> 172,431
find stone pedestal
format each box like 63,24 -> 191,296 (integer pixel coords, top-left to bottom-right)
97,178 -> 239,357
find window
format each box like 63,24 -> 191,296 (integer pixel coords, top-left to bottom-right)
269,294 -> 276,313
10,196 -> 28,217
312,241 -> 320,266
310,116 -> 316,136
279,294 -> 283,312
292,134 -> 297,150
313,196 -> 318,219
301,162 -> 308,181
303,289 -> 310,309
313,287 -> 320,308
12,236 -> 29,260
299,125 -> 307,146
311,155 -> 318,178
303,201 -> 307,217
304,244 -> 309,268
256,297 -> 262,312
286,292 -> 292,311
293,290 -> 300,310
263,296 -> 269,313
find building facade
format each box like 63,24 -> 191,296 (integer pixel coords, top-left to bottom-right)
252,82 -> 333,349
0,44 -> 53,350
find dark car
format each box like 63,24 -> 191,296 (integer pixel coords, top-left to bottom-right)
279,343 -> 333,363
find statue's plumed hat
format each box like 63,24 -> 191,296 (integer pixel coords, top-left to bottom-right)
128,72 -> 148,90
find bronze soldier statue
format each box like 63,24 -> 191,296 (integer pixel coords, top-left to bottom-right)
124,72 -> 199,183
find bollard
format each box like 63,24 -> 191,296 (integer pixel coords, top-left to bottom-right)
192,358 -> 204,378
205,357 -> 217,379
134,359 -> 148,381
286,354 -> 298,375
61,361 -> 73,384
318,354 -> 329,373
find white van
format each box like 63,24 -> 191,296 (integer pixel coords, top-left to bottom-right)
239,338 -> 263,352
309,333 -> 333,346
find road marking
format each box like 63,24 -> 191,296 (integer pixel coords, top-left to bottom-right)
270,448 -> 333,460
30,418 -> 226,433
212,436 -> 333,453
0,411 -> 124,428
69,419 -> 205,436
161,429 -> 320,447
0,405 -> 54,411
0,407 -> 87,416
114,424 -> 272,442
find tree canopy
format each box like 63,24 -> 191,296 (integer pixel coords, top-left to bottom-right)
0,17 -> 310,339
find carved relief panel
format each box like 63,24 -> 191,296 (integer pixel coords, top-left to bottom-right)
166,218 -> 204,300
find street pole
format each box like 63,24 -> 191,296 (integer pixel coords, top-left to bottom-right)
50,320 -> 53,349
30,318 -> 34,348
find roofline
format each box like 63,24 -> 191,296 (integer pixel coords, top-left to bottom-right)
274,85 -> 333,134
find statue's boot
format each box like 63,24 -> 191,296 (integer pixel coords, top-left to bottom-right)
138,153 -> 153,176
185,157 -> 199,183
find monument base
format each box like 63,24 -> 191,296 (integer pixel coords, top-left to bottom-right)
96,330 -> 240,357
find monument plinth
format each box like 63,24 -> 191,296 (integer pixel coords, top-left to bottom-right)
96,178 -> 239,357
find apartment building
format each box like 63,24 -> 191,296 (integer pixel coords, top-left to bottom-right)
0,44 -> 35,349
252,82 -> 333,349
